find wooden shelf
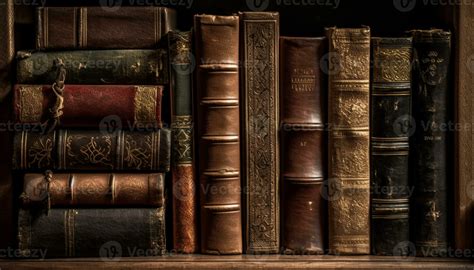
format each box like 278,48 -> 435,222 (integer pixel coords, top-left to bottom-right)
1,255 -> 473,270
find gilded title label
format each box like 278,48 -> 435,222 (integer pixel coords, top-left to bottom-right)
291,68 -> 316,92
134,86 -> 158,126
19,86 -> 43,122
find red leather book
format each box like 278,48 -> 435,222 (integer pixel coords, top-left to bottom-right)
14,85 -> 162,128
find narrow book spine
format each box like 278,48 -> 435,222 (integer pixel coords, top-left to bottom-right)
240,11 -> 280,254
280,36 -> 327,255
36,7 -> 176,49
12,129 -> 170,171
412,29 -> 451,256
326,27 -> 371,255
0,0 -> 14,101
195,15 -> 242,255
21,173 -> 164,207
14,85 -> 163,128
18,208 -> 165,257
16,49 -> 168,85
370,37 -> 412,256
169,30 -> 198,254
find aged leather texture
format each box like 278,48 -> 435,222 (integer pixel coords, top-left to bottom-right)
169,30 -> 197,254
12,129 -> 170,171
411,30 -> 451,256
14,85 -> 163,128
280,36 -> 327,255
370,37 -> 412,256
18,208 -> 165,257
240,11 -> 280,254
21,173 -> 164,207
36,7 -> 176,49
0,0 -> 14,101
326,27 -> 371,255
17,49 -> 168,85
194,14 -> 242,255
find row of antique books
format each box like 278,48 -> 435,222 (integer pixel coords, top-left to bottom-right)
13,7 -> 451,258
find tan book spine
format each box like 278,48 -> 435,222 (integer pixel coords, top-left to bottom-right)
0,0 -> 14,101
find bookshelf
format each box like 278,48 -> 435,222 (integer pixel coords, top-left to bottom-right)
0,0 -> 473,269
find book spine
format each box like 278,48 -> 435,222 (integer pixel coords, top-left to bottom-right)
16,49 -> 168,85
36,7 -> 176,49
411,29 -> 451,256
12,129 -> 170,171
13,85 -> 163,128
326,27 -> 371,255
0,0 -> 14,101
194,15 -> 242,255
169,30 -> 198,254
280,37 -> 327,255
240,11 -> 280,254
21,173 -> 164,207
18,208 -> 165,257
370,37 -> 412,255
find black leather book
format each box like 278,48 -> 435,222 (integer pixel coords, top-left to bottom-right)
411,29 -> 451,256
370,37 -> 412,255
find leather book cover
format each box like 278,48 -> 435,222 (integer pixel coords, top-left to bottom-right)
194,14 -> 242,255
169,30 -> 198,254
36,7 -> 176,49
17,49 -> 168,85
0,0 -> 14,101
411,29 -> 451,256
21,172 -> 164,207
18,208 -> 165,257
370,37 -> 412,255
326,27 -> 371,255
12,129 -> 170,171
14,85 -> 163,128
280,36 -> 327,255
240,11 -> 279,254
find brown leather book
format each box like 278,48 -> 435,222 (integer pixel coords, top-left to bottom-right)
0,0 -> 14,101
21,172 -> 164,207
280,36 -> 327,255
36,7 -> 176,49
194,14 -> 242,255
326,27 -> 371,255
240,11 -> 280,254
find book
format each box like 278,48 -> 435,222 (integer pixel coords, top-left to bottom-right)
240,11 -> 280,254
370,37 -> 412,256
36,7 -> 176,49
18,208 -> 165,258
14,85 -> 163,128
326,27 -> 371,255
194,14 -> 242,255
21,172 -> 164,207
168,30 -> 198,254
411,29 -> 451,256
280,36 -> 327,255
12,129 -> 170,171
0,0 -> 14,101
16,49 -> 168,85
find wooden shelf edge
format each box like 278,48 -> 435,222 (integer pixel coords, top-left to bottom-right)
1,255 -> 473,270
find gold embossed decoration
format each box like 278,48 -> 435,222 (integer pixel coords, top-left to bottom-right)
19,86 -> 43,123
373,47 -> 412,82
134,86 -> 158,126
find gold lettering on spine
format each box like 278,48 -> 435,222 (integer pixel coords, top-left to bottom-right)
134,86 -> 158,126
19,86 -> 43,122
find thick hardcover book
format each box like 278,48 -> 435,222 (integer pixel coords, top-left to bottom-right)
169,30 -> 198,254
280,36 -> 327,255
17,49 -> 168,85
36,7 -> 176,49
12,129 -> 170,171
14,85 -> 163,128
240,11 -> 280,254
326,27 -> 371,255
18,208 -> 165,258
411,29 -> 451,256
0,0 -> 14,101
370,37 -> 412,255
21,172 -> 164,207
194,15 -> 242,255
